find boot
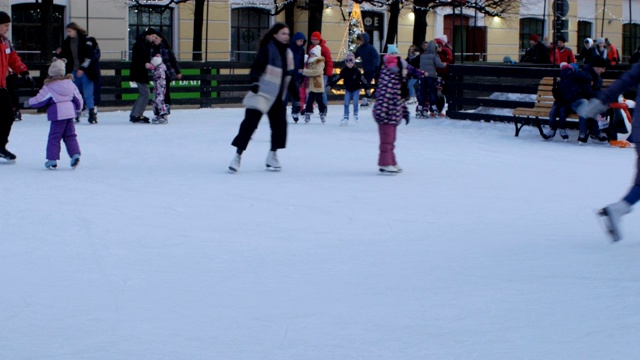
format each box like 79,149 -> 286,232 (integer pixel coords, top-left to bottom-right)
266,151 -> 281,171
543,128 -> 556,140
599,201 -> 631,242
0,148 -> 16,161
559,129 -> 569,141
88,108 -> 98,124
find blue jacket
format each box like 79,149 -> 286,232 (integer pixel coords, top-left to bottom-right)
354,33 -> 380,73
290,32 -> 306,84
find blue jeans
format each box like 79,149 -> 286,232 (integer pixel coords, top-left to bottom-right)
73,70 -> 95,110
343,90 -> 360,117
572,99 -> 603,136
408,78 -> 417,98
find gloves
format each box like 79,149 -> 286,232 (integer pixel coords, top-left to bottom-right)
23,100 -> 30,109
21,72 -> 35,89
577,98 -> 608,119
250,83 -> 259,94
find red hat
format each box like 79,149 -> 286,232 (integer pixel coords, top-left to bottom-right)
311,31 -> 322,41
529,34 -> 539,42
434,38 -> 444,46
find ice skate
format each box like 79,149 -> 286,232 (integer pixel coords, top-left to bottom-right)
340,117 -> 348,126
598,201 -> 631,242
0,148 -> 16,163
543,128 -> 556,140
559,129 -> 569,141
152,114 -> 168,124
228,154 -> 241,173
304,113 -> 311,124
45,160 -> 57,170
320,113 -> 326,124
266,151 -> 281,171
88,108 -> 98,124
70,154 -> 80,169
292,113 -> 299,123
379,165 -> 400,175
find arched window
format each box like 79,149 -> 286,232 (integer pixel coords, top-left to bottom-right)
519,18 -> 544,53
231,8 -> 270,62
577,21 -> 593,53
11,3 -> 65,61
128,6 -> 174,52
623,23 -> 640,62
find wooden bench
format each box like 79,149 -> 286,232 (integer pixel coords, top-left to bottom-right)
512,77 -> 615,137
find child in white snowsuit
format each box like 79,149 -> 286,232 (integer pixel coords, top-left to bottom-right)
146,54 -> 169,124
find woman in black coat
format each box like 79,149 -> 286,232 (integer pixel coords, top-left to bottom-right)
129,33 -> 152,123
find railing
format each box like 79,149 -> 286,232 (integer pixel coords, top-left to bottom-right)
16,60 -> 348,108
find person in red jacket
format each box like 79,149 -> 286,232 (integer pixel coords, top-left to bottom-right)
605,38 -> 619,65
554,35 -> 576,64
308,31 -> 333,112
0,11 -> 33,162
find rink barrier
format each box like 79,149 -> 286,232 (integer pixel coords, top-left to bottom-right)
16,60 -> 355,109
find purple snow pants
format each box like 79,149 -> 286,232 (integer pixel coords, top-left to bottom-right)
378,123 -> 398,167
47,119 -> 80,160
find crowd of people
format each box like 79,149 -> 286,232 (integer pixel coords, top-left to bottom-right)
2,15 -> 640,241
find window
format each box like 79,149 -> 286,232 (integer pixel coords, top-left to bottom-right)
129,6 -> 173,52
577,21 -> 592,53
519,18 -> 544,53
11,3 -> 65,61
230,8 -> 270,62
623,23 -> 640,62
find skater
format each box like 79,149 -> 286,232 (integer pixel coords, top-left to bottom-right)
145,28 -> 182,115
58,22 -> 101,124
578,60 -> 640,241
129,31 -> 153,123
418,40 -> 446,117
326,52 -> 367,125
405,45 -> 420,105
287,32 -> 306,123
373,45 -> 423,174
520,34 -> 551,64
576,38 -> 596,65
228,23 -> 298,173
354,33 -> 379,108
300,45 -> 327,124
0,11 -> 32,162
24,59 -> 82,169
308,32 -> 333,112
146,55 -> 169,124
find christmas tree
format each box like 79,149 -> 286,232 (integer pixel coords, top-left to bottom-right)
337,3 -> 365,61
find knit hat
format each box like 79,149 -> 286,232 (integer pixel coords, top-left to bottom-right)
440,35 -> 448,44
591,56 -> 609,68
596,38 -> 605,45
0,11 -> 10,25
584,38 -> 593,47
345,52 -> 355,62
144,27 -> 158,36
529,34 -> 539,42
434,38 -> 444,46
48,59 -> 66,77
150,54 -> 163,67
311,31 -> 321,41
560,62 -> 574,71
386,44 -> 398,54
309,45 -> 321,58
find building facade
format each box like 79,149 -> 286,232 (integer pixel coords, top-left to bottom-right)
1,0 -> 640,63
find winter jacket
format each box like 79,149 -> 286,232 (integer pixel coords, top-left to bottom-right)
521,42 -> 551,64
60,33 -> 101,81
0,35 -> 28,89
419,41 -> 446,78
554,46 -> 576,64
290,32 -> 307,84
130,33 -> 151,84
597,61 -> 640,142
243,39 -> 296,113
27,77 -> 83,121
308,38 -> 333,76
607,43 -> 620,65
354,33 -> 380,73
576,42 -> 596,65
150,38 -> 181,81
562,65 -> 602,105
373,55 -> 421,125
328,66 -> 366,92
302,56 -> 325,92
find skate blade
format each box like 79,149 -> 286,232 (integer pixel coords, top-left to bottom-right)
596,209 -> 621,242
266,166 -> 281,172
228,167 -> 238,174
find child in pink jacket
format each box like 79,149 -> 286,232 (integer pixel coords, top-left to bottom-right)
26,59 -> 83,169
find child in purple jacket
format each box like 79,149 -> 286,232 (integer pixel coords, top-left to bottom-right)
25,59 -> 82,169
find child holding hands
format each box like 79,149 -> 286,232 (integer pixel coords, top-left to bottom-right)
146,54 -> 169,124
327,52 -> 368,126
25,58 -> 82,169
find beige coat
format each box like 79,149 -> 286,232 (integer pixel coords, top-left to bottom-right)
302,56 -> 325,93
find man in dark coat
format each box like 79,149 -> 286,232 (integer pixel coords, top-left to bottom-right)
129,33 -> 152,123
354,32 -> 380,107
520,34 -> 551,64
